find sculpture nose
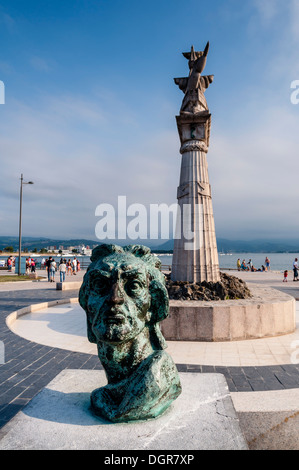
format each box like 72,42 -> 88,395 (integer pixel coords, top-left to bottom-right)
109,283 -> 124,305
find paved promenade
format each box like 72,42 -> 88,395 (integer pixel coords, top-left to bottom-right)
0,268 -> 298,449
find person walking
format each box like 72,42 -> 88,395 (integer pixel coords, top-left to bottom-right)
59,260 -> 67,282
265,256 -> 270,271
293,258 -> 299,281
7,256 -> 12,272
67,259 -> 72,275
31,259 -> 36,272
72,257 -> 77,274
46,257 -> 53,282
49,258 -> 56,282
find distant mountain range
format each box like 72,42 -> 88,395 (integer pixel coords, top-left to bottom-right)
157,238 -> 299,253
0,236 -> 99,251
1,236 -> 299,253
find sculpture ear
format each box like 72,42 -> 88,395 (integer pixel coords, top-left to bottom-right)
78,277 -> 97,343
86,315 -> 97,344
149,279 -> 169,323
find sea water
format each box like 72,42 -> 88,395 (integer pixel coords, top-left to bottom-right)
157,252 -> 299,272
1,252 -> 298,272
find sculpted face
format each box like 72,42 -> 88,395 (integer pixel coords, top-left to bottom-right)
85,253 -> 151,344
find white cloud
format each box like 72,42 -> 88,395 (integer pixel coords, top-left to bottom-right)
252,0 -> 280,23
2,77 -> 299,241
0,92 -> 180,239
209,100 -> 299,239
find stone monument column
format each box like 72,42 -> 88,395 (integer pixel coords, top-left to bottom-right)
171,43 -> 220,283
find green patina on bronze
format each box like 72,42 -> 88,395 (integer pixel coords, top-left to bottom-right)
79,244 -> 182,423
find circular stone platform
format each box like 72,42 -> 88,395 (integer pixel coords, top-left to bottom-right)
161,284 -> 296,342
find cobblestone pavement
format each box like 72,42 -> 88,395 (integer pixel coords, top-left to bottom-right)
0,288 -> 101,429
0,274 -> 299,430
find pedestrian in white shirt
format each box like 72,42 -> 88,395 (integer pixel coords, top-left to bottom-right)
72,257 -> 77,275
59,261 -> 67,282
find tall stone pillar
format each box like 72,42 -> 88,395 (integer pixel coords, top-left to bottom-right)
171,42 -> 220,283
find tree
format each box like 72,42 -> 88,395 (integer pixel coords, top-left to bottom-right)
4,246 -> 14,253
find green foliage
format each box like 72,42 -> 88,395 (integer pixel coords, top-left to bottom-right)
4,246 -> 14,252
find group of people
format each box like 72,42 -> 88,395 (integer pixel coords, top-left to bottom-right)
26,257 -> 37,273
273,257 -> 299,282
236,256 -> 299,282
45,257 -> 81,282
237,257 -> 269,273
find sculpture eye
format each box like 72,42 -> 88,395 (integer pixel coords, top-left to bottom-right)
125,280 -> 142,296
91,276 -> 110,294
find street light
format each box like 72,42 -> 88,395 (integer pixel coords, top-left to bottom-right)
18,174 -> 34,275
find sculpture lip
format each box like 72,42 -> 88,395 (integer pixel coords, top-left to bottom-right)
104,314 -> 125,323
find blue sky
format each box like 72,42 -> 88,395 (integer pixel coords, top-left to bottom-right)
0,0 -> 299,242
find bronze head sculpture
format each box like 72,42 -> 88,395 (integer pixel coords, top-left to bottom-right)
79,244 -> 182,422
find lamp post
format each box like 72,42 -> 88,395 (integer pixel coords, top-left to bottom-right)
18,174 -> 34,275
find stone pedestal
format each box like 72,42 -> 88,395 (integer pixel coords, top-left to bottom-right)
172,112 -> 220,283
161,285 -> 296,341
0,370 -> 248,450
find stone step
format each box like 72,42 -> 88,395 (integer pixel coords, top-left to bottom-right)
0,370 -> 248,450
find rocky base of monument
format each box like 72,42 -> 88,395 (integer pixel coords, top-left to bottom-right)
166,272 -> 252,301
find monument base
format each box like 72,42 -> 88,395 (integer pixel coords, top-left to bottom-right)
162,285 -> 295,341
0,370 -> 248,450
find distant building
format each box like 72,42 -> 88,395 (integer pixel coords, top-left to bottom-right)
62,250 -> 71,256
80,245 -> 92,256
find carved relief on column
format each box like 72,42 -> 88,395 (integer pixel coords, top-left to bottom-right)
177,181 -> 211,200
180,140 -> 209,154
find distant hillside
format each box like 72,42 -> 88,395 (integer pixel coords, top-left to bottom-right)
216,238 -> 299,253
154,238 -> 299,253
0,236 -> 99,251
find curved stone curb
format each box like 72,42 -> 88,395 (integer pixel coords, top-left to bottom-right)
6,298 -> 79,328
